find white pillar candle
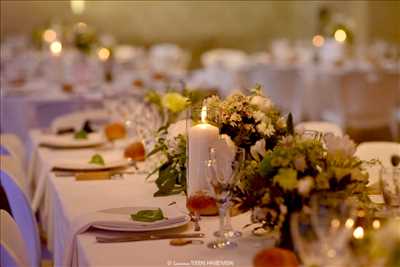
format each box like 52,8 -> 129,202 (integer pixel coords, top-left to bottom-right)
187,106 -> 219,195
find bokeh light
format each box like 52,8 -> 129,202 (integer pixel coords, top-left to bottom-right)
43,29 -> 57,43
50,41 -> 62,56
312,34 -> 325,47
70,0 -> 85,15
334,29 -> 347,42
97,47 -> 111,61
353,226 -> 364,239
345,218 -> 355,229
372,219 -> 381,229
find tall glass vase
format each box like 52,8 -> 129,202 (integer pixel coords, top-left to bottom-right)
186,104 -> 220,217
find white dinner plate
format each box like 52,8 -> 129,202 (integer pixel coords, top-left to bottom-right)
92,206 -> 190,232
53,150 -> 131,171
40,132 -> 106,148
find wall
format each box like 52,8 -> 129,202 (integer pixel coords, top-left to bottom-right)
1,0 -> 399,52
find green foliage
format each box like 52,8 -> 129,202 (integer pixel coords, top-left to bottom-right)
74,129 -> 88,139
89,154 -> 105,166
259,153 -> 274,178
286,113 -> 294,135
131,208 -> 164,222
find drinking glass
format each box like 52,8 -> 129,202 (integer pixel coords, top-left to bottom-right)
291,195 -> 356,267
380,167 -> 400,210
205,146 -> 245,249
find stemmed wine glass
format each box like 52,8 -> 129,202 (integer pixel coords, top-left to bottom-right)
379,166 -> 400,215
205,145 -> 245,249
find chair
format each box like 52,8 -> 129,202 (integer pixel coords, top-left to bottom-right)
0,156 -> 30,198
0,134 -> 26,167
1,156 -> 41,267
243,63 -> 305,122
201,49 -> 248,70
0,209 -> 31,267
355,142 -> 400,185
320,70 -> 399,140
148,43 -> 190,75
295,121 -> 343,137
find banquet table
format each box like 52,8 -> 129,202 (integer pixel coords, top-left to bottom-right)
29,131 -> 274,267
1,85 -> 103,142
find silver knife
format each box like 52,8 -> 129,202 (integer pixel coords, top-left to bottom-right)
53,170 -> 136,177
96,233 -> 205,243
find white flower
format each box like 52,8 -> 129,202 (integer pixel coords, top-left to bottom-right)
250,139 -> 267,161
253,110 -> 265,122
276,117 -> 287,129
230,113 -> 241,122
324,133 -> 356,157
166,120 -> 187,152
166,120 -> 187,141
257,121 -> 275,137
251,95 -> 273,112
297,176 -> 314,196
220,134 -> 236,153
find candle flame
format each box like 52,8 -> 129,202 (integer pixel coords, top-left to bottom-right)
201,106 -> 207,123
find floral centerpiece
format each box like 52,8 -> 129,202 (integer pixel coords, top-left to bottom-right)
147,86 -> 289,196
235,133 -> 370,249
146,86 -> 370,250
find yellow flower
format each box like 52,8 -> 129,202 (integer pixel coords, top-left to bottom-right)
161,93 -> 189,113
273,168 -> 298,191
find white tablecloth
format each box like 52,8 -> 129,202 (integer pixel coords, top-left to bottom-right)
1,89 -> 103,142
29,132 -> 273,267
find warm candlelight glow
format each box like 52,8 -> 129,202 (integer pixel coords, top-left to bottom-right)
353,226 -> 364,239
330,218 -> 340,229
201,106 -> 207,123
312,34 -> 325,47
74,22 -> 87,33
50,41 -> 62,56
345,218 -> 354,229
334,29 -> 347,43
327,249 -> 336,258
97,47 -> 111,61
70,0 -> 85,15
372,219 -> 381,229
43,29 -> 57,43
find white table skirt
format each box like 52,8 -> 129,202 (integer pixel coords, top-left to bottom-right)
29,132 -> 273,267
48,175 -> 272,267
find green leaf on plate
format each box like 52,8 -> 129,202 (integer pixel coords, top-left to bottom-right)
89,154 -> 105,166
130,208 -> 164,222
74,130 -> 88,140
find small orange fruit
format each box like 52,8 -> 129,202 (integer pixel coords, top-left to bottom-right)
104,123 -> 126,141
124,142 -> 145,161
253,248 -> 299,267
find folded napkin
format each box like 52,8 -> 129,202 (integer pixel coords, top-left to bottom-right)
61,206 -> 188,267
75,171 -> 112,181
